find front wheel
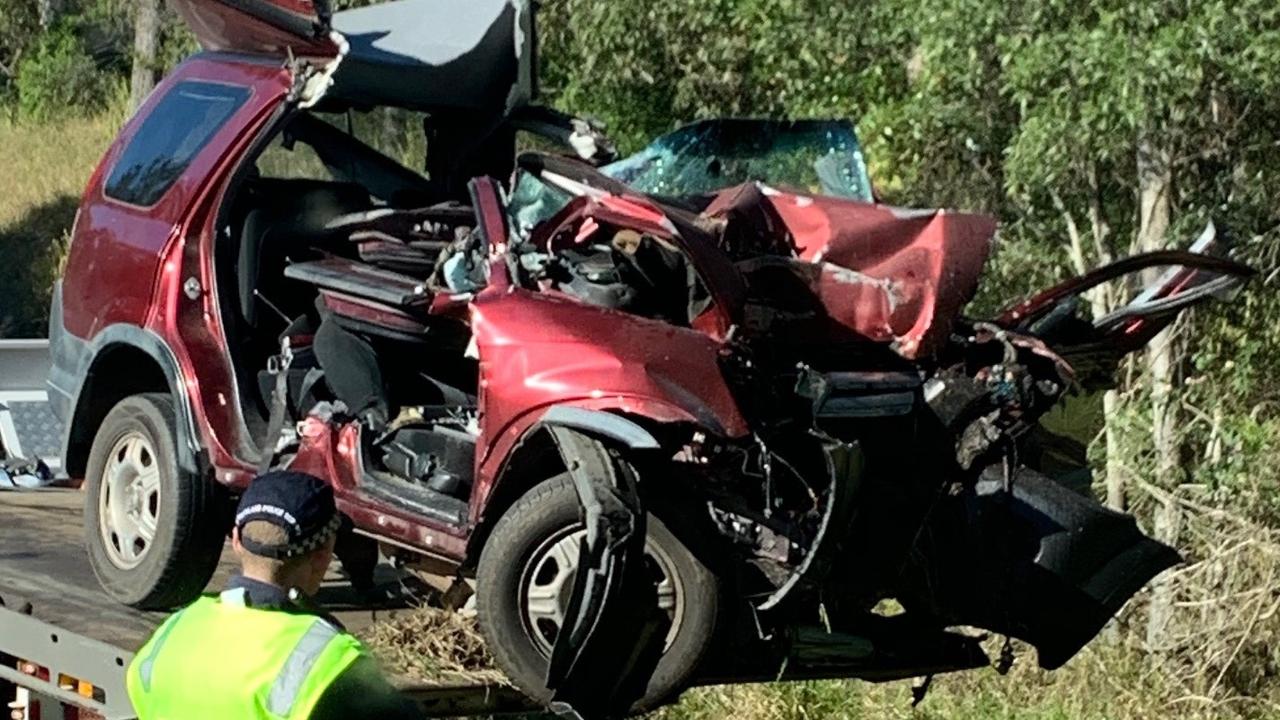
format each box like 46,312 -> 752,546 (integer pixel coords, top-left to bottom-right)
83,393 -> 228,610
476,473 -> 721,712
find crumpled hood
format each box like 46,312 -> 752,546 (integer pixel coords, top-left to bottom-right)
706,183 -> 998,359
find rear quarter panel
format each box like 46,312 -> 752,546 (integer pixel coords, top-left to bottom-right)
59,55 -> 293,475
62,55 -> 289,339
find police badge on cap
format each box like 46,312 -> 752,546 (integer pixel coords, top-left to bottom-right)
234,471 -> 341,559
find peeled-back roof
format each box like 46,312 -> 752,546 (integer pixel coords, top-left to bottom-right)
328,0 -> 535,113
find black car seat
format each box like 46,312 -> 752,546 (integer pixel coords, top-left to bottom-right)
237,179 -> 372,329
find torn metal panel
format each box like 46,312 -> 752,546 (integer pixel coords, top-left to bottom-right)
707,184 -> 998,358
543,426 -> 666,718
900,466 -> 1180,670
468,285 -> 749,449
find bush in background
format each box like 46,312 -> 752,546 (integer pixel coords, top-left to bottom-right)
14,23 -> 119,121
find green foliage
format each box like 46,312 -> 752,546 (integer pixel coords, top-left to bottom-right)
14,23 -> 118,120
539,1 -> 883,154
0,214 -> 70,338
0,3 -> 41,92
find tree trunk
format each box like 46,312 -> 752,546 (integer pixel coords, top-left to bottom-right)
129,0 -> 162,113
1086,166 -> 1125,512
1052,179 -> 1127,513
37,0 -> 65,30
1103,389 -> 1124,509
1136,136 -> 1181,652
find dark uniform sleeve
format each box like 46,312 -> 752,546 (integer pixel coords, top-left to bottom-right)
308,655 -> 422,720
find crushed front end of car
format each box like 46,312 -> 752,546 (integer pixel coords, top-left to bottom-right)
494,148 -> 1254,712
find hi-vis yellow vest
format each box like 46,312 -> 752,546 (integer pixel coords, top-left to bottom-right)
126,590 -> 364,720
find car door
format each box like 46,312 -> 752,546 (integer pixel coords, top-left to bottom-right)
169,0 -> 342,59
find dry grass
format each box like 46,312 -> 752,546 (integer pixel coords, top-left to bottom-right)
658,642 -> 1235,720
360,481 -> 1280,720
365,606 -> 1273,720
363,605 -> 508,686
0,112 -> 122,229
0,111 -> 122,336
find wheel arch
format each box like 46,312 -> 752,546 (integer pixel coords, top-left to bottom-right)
61,325 -> 204,479
465,406 -> 665,565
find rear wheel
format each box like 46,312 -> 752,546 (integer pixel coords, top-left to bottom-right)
477,473 -> 720,712
84,394 -> 228,610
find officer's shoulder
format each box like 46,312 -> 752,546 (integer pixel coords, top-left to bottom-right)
308,614 -> 365,653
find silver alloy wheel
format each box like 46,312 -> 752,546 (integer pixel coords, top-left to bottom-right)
98,431 -> 162,570
519,526 -> 684,657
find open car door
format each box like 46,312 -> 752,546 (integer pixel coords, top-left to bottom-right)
169,0 -> 342,59
998,221 -> 1255,389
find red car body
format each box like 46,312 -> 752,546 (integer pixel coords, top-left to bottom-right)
50,0 -> 1256,714
54,55 -> 292,481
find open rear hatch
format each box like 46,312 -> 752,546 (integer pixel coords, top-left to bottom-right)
169,0 -> 341,58
171,0 -> 535,114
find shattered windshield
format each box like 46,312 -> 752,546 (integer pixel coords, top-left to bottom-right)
601,119 -> 873,201
509,168 -> 575,237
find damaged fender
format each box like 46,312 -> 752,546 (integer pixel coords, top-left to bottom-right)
541,422 -> 669,718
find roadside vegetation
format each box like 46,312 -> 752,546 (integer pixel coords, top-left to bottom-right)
0,112 -> 122,337
2,1 -> 1279,718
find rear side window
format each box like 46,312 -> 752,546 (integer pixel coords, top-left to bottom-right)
105,81 -> 251,206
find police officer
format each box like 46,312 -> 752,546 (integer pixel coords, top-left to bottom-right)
126,470 -> 420,719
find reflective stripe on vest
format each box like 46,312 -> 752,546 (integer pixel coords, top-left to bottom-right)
135,609 -> 187,692
268,619 -> 340,716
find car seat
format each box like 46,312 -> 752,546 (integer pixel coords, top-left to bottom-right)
237,179 -> 372,328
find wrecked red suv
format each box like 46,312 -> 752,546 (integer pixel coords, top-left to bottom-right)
50,0 -> 1254,715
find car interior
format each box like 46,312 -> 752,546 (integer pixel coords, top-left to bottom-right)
210,100 -> 744,524
212,105 -> 534,522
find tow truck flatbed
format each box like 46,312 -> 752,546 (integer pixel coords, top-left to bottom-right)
0,490 -> 540,718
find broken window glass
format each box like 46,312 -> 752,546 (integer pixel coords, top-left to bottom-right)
601,119 -> 873,201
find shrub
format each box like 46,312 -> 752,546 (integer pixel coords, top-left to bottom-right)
15,24 -> 117,121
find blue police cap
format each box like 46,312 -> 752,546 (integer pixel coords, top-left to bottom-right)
234,471 -> 340,559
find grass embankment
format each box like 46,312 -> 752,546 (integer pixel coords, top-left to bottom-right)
368,605 -> 1266,720
0,112 -> 122,336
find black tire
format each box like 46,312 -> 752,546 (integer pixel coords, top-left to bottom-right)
84,393 -> 228,610
477,473 -> 720,712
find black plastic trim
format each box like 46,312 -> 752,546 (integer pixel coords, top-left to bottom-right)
214,0 -> 329,41
55,323 -> 204,476
540,406 -> 661,450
